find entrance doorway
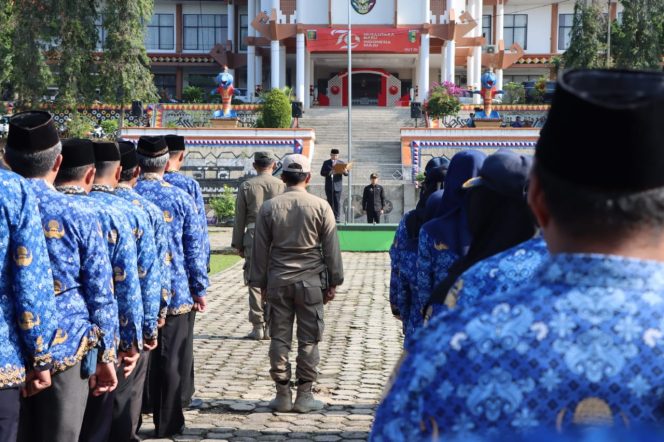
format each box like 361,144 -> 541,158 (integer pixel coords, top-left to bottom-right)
352,73 -> 382,106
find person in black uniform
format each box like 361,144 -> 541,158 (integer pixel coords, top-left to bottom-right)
362,173 -> 385,224
320,149 -> 348,222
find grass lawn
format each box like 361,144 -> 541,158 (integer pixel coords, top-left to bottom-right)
209,254 -> 242,275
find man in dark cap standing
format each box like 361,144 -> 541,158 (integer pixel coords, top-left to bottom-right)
371,70 -> 664,439
87,140 -> 162,441
162,134 -> 209,408
320,148 -> 349,222
250,154 -> 343,414
134,135 -> 209,437
361,173 -> 385,224
115,140 -> 172,440
54,139 -> 143,442
232,151 -> 285,340
4,112 -> 119,442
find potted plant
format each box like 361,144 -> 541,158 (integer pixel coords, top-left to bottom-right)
424,82 -> 462,128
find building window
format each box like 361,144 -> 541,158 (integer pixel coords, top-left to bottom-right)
146,14 -> 175,51
95,15 -> 107,50
558,14 -> 574,50
154,74 -> 177,102
239,14 -> 249,52
183,14 -> 228,52
504,14 -> 527,49
482,15 -> 492,45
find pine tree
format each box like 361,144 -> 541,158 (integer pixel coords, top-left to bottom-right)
562,0 -> 606,69
613,0 -> 663,70
98,0 -> 157,107
0,0 -> 14,87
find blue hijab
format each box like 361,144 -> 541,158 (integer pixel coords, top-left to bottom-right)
430,150 -> 486,255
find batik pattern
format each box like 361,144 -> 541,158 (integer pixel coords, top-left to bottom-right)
136,176 -> 208,316
29,179 -> 118,371
372,254 -> 664,440
0,170 -> 57,387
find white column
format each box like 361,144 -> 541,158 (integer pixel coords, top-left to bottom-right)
271,41 -> 280,89
472,0 -> 482,104
296,33 -> 305,103
441,41 -> 448,82
256,55 -> 263,90
309,56 -> 315,107
227,0 -> 236,52
418,33 -> 431,101
447,39 -> 456,84
247,0 -> 256,101
496,0 -> 505,90
304,49 -> 311,108
280,45 -> 287,88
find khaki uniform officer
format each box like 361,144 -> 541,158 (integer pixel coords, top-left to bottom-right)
231,152 -> 285,340
250,154 -> 344,413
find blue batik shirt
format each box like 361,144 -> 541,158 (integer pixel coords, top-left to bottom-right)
29,179 -> 118,372
372,253 -> 664,441
0,170 -> 57,388
164,171 -> 210,266
91,186 -> 160,341
390,212 -> 420,338
430,236 -> 548,317
135,174 -> 208,315
415,219 -> 459,331
58,186 -> 143,352
116,184 -> 172,318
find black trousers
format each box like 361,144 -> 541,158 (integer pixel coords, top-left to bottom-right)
181,310 -> 196,406
19,363 -> 88,442
79,387 -> 114,442
110,351 -> 149,442
325,189 -> 342,221
152,313 -> 189,437
0,388 -> 19,442
366,210 -> 381,224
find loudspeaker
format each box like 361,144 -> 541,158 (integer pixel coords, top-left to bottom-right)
292,101 -> 303,118
411,102 -> 422,119
131,101 -> 143,118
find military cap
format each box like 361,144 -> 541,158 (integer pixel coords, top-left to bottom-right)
118,141 -> 138,170
60,138 -> 95,169
536,69 -> 664,192
92,141 -> 121,162
164,134 -> 186,152
463,150 -> 532,200
370,173 -> 378,179
282,154 -> 311,173
7,111 -> 60,153
137,136 -> 168,158
331,149 -> 340,155
254,151 -> 273,162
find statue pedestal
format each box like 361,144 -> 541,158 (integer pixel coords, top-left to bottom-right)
474,119 -> 502,128
210,118 -> 239,129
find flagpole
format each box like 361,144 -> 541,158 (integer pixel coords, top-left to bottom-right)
347,0 -> 353,224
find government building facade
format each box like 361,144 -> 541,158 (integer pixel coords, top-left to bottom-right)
145,0 -> 622,107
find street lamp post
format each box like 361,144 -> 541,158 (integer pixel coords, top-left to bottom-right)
347,0 -> 353,224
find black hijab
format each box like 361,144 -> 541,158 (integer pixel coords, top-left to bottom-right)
428,151 -> 535,306
405,157 -> 450,239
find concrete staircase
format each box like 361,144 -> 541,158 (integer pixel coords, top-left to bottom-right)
300,107 -> 414,184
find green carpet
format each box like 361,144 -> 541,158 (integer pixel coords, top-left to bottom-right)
337,224 -> 398,252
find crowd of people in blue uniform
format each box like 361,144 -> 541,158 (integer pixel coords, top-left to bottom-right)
0,111 -> 210,442
374,69 -> 664,441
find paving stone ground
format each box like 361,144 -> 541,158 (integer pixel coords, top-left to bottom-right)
141,249 -> 403,442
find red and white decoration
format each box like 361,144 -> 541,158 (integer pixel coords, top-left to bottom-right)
327,68 -> 401,107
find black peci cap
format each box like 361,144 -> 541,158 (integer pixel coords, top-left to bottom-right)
331,149 -> 339,155
463,150 -> 532,200
118,141 -> 138,170
92,141 -> 121,163
536,69 -> 664,193
7,111 -> 60,153
60,138 -> 95,169
165,134 -> 186,152
137,136 -> 168,158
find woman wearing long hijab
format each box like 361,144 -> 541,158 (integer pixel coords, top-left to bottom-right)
427,151 -> 549,318
414,150 -> 486,333
389,158 -> 449,338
